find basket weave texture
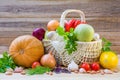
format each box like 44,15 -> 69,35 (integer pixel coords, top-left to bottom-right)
43,9 -> 102,66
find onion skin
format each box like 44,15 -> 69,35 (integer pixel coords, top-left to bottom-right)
40,52 -> 56,69
47,20 -> 59,31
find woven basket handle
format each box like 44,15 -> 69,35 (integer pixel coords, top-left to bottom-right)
60,9 -> 86,28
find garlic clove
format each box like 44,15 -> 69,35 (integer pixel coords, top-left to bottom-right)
74,70 -> 79,74
6,68 -> 13,72
79,68 -> 86,73
14,67 -> 24,73
104,69 -> 113,74
21,70 -> 26,75
94,33 -> 100,41
100,70 -> 105,75
68,60 -> 79,72
5,71 -> 13,75
90,70 -> 97,74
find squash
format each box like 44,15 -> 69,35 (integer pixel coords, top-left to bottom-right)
9,35 -> 44,67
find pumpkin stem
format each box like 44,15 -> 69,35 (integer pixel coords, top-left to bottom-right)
19,49 -> 24,54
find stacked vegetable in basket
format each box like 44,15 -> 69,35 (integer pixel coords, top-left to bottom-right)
0,9 -> 119,75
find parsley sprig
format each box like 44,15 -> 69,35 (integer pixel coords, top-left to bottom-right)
0,52 -> 16,73
102,38 -> 112,52
26,66 -> 51,75
56,27 -> 77,55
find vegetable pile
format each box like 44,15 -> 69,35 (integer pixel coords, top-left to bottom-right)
0,11 -> 119,76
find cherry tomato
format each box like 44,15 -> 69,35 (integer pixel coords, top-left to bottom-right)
80,62 -> 90,71
32,61 -> 40,68
91,62 -> 100,71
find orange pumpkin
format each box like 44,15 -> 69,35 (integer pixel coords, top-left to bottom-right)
9,35 -> 44,67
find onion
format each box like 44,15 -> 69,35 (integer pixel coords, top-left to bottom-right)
32,28 -> 45,41
47,20 -> 59,31
40,51 -> 56,69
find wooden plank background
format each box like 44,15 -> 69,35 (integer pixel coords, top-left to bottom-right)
0,0 -> 120,54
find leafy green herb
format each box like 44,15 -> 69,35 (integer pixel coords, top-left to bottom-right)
102,38 -> 112,52
56,27 -> 77,54
26,66 -> 51,75
0,52 -> 16,73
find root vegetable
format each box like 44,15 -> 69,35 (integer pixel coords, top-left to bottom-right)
32,28 -> 45,41
40,51 -> 56,69
47,20 -> 59,31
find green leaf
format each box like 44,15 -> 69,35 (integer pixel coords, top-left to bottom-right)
0,52 -> 16,73
26,66 -> 51,75
56,27 -> 77,54
102,38 -> 112,52
56,26 -> 65,36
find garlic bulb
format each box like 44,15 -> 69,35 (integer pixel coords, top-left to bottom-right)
68,60 -> 79,72
46,31 -> 56,40
94,33 -> 100,40
46,31 -> 63,41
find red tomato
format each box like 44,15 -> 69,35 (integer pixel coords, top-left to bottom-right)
80,62 -> 90,71
91,62 -> 100,71
74,20 -> 81,28
32,61 -> 40,68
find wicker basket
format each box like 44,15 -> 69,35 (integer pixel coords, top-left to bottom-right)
43,9 -> 102,66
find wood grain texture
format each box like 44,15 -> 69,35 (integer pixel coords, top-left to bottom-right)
0,0 -> 120,54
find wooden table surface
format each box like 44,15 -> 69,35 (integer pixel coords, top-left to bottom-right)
0,71 -> 120,80
0,0 -> 120,54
